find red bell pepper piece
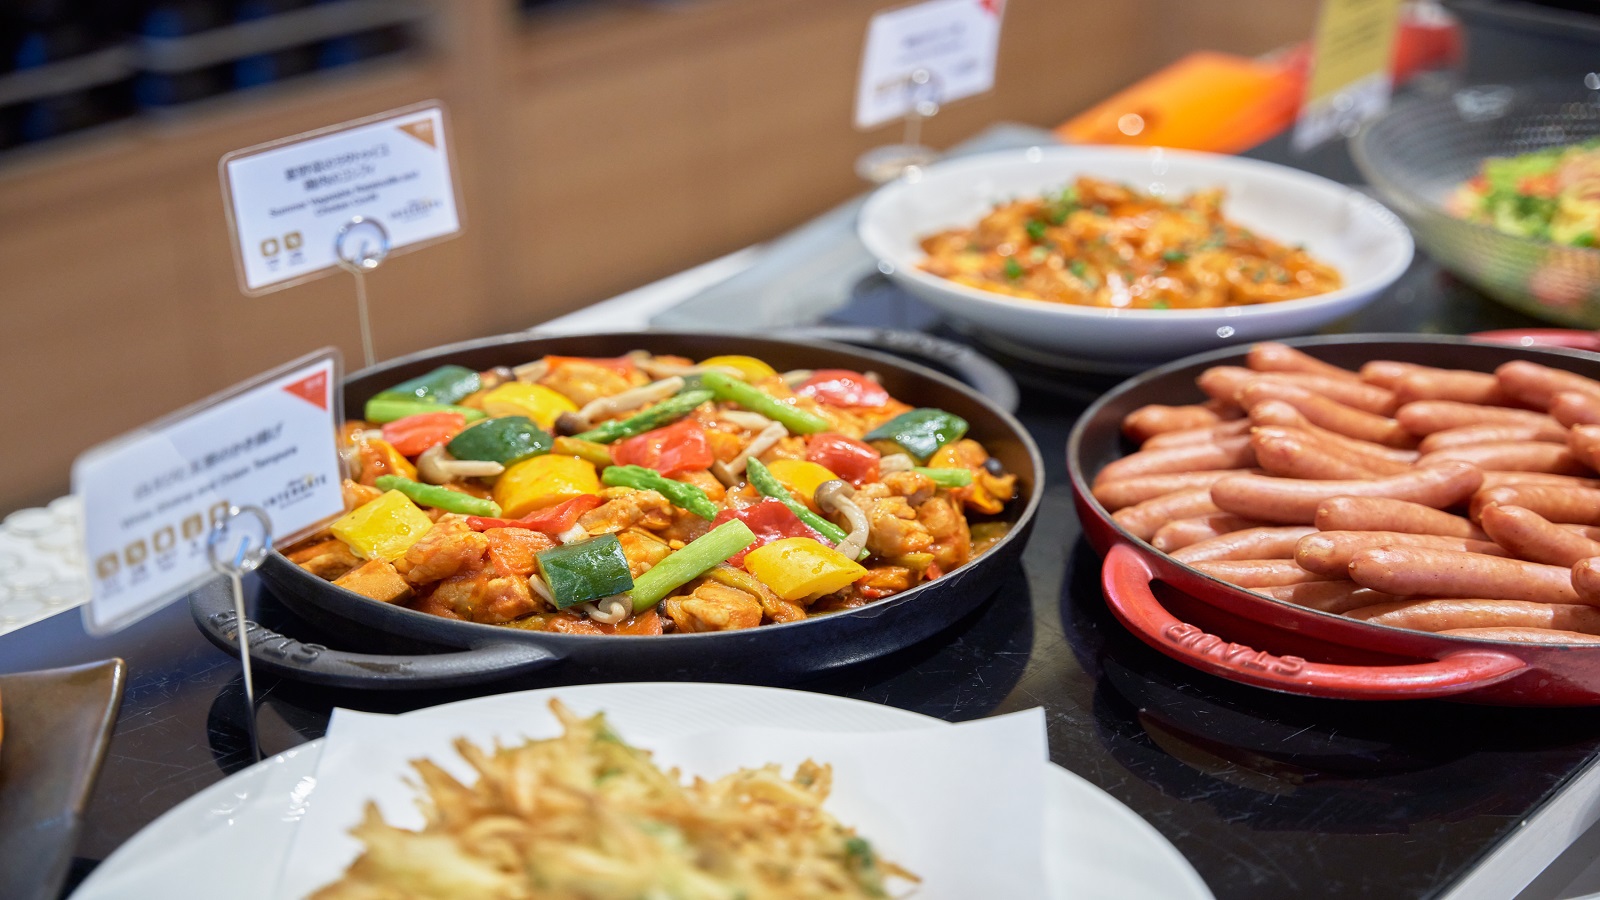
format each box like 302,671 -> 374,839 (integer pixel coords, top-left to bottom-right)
795,369 -> 889,407
712,499 -> 825,567
544,355 -> 639,377
381,411 -> 467,457
806,432 -> 881,485
467,494 -> 603,534
609,419 -> 714,476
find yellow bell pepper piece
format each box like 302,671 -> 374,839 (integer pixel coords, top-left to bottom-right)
764,459 -> 838,507
743,537 -> 867,603
493,454 -> 600,518
478,382 -> 578,430
369,438 -> 418,481
698,354 -> 778,382
929,442 -> 1007,514
330,490 -> 434,561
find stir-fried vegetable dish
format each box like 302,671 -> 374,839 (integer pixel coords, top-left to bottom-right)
284,351 -> 1018,635
918,176 -> 1342,309
1449,139 -> 1600,247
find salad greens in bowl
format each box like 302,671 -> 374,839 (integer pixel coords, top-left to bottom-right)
1354,81 -> 1600,327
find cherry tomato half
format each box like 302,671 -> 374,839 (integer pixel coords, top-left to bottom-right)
609,419 -> 714,476
806,432 -> 881,485
795,369 -> 889,408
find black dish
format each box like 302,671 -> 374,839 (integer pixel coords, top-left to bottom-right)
193,331 -> 1044,689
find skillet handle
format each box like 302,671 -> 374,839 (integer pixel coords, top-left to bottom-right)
1101,544 -> 1528,700
189,583 -> 560,690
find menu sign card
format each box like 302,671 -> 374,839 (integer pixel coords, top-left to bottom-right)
74,350 -> 345,634
855,0 -> 1005,129
221,102 -> 462,294
1294,0 -> 1402,150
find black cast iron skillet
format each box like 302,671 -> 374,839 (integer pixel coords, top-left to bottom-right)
191,331 -> 1043,689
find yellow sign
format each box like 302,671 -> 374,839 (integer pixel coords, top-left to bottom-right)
1295,0 -> 1402,149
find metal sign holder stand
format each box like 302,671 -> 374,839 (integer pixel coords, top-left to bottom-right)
334,215 -> 391,369
206,504 -> 272,762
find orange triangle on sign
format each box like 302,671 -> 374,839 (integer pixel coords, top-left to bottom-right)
398,119 -> 436,149
284,370 -> 329,411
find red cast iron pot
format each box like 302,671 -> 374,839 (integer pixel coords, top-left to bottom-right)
1068,334 -> 1600,706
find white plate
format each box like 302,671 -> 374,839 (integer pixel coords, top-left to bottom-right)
74,683 -> 1213,900
857,145 -> 1414,367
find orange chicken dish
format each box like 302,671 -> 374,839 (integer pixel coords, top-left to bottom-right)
282,350 -> 1016,636
918,176 -> 1343,309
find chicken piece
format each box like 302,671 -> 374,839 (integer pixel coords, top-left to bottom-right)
286,538 -> 361,580
674,468 -> 726,503
483,527 -> 555,577
659,508 -> 714,546
342,479 -> 383,511
756,436 -> 808,464
333,559 -> 413,604
662,581 -> 764,633
538,360 -> 643,407
857,565 -> 915,600
707,566 -> 805,624
394,516 -> 489,585
933,439 -> 1018,514
918,494 -> 972,571
408,590 -> 463,620
852,483 -> 934,557
881,470 -> 937,506
617,528 -> 673,579
429,571 -> 544,624
579,488 -> 674,535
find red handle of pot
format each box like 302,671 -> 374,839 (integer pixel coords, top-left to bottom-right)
1101,543 -> 1529,700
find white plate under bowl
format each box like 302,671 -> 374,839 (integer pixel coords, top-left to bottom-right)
857,145 -> 1414,368
73,683 -> 1212,900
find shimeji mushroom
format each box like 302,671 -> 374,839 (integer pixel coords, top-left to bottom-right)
814,479 -> 869,561
711,421 -> 788,487
416,444 -> 505,484
556,375 -> 686,435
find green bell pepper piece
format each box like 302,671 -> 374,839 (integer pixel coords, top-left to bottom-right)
536,533 -> 635,610
602,465 -> 718,520
364,394 -> 485,425
385,365 -> 482,405
865,408 -> 969,461
448,415 -> 552,466
572,389 -> 715,443
373,475 -> 501,517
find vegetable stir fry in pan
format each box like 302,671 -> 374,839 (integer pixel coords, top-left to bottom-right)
284,351 -> 1018,635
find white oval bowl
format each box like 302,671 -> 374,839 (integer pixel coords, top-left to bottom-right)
857,145 -> 1415,370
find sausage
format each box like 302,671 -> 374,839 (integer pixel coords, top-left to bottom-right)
1092,468 -> 1258,512
1250,428 -> 1393,480
1190,559 -> 1330,588
1469,484 -> 1600,524
1112,488 -> 1220,541
1211,461 -> 1484,524
1314,496 -> 1487,540
1122,403 -> 1224,442
1203,396 -> 1246,420
1570,557 -> 1600,604
1479,504 -> 1600,567
1295,531 -> 1508,578
1479,471 -> 1600,491
1496,360 -> 1600,409
1150,514 -> 1264,551
1417,422 -> 1570,454
1551,392 -> 1600,428
1197,366 -> 1258,405
1570,424 -> 1600,472
1246,342 -> 1362,382
1563,524 -> 1600,541
1393,369 -> 1515,407
1347,546 -> 1586,605
1247,372 -> 1397,414
1171,526 -> 1318,563
1237,381 -> 1415,448
1440,627 -> 1600,644
1141,418 -> 1254,449
1418,441 -> 1591,476
1252,582 -> 1399,614
1395,400 -> 1562,436
1248,400 -> 1419,464
1360,360 -> 1434,389
1345,598 -> 1600,634
1093,436 -> 1256,486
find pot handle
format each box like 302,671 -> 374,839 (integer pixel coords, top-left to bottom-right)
1101,544 -> 1528,700
189,582 -> 559,690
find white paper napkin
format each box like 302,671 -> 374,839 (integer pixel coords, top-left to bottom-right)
277,700 -> 1048,899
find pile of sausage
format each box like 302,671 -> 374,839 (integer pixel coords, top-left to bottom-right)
1095,342 -> 1600,645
